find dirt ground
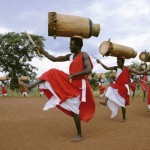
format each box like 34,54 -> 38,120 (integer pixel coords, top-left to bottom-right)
0,96 -> 150,150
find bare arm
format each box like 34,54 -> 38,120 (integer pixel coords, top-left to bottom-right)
69,52 -> 92,79
96,59 -> 117,70
36,47 -> 70,62
129,67 -> 150,75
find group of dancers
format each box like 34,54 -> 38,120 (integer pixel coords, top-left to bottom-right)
17,36 -> 150,142
97,59 -> 150,119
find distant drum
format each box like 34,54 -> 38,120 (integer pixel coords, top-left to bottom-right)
48,12 -> 100,39
0,75 -> 8,81
96,73 -> 105,79
21,76 -> 30,81
99,40 -> 137,59
139,51 -> 150,62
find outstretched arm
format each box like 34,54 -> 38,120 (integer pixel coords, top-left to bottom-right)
35,47 -> 71,62
68,52 -> 92,79
96,59 -> 117,70
129,67 -> 150,75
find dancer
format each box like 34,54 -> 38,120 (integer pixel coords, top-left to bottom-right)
139,63 -> 148,102
129,75 -> 136,100
97,57 -> 150,120
38,85 -> 44,97
97,74 -> 106,97
1,83 -> 7,97
145,70 -> 150,111
18,36 -> 95,142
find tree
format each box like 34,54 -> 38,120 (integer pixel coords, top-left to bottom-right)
0,32 -> 45,90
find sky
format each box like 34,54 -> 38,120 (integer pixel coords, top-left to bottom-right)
0,0 -> 150,77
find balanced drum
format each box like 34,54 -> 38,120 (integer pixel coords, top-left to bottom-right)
99,40 -> 137,59
0,75 -> 8,81
96,73 -> 105,79
48,12 -> 100,39
139,51 -> 150,62
21,76 -> 30,81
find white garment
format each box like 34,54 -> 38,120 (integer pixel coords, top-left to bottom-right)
39,54 -> 87,114
106,87 -> 125,118
40,81 -> 81,114
105,68 -> 127,118
115,68 -> 122,79
22,92 -> 27,96
147,75 -> 150,82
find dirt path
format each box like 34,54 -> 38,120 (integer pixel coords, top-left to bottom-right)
0,97 -> 150,150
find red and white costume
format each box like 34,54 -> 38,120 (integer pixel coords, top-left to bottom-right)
98,82 -> 106,97
1,84 -> 7,96
140,75 -> 147,92
38,85 -> 44,96
105,67 -> 130,118
38,52 -> 95,122
147,75 -> 150,110
21,86 -> 28,96
130,78 -> 136,93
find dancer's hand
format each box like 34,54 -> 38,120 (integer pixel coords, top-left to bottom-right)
96,59 -> 102,64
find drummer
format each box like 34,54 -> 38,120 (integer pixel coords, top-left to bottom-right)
139,63 -> 148,102
18,36 -> 95,142
96,73 -> 107,98
96,57 -> 150,120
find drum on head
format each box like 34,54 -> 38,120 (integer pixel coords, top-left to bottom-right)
139,51 -> 150,62
0,75 -> 8,81
96,73 -> 105,79
48,12 -> 100,39
21,76 -> 30,81
99,40 -> 137,59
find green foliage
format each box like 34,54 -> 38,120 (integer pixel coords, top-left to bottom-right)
0,32 -> 45,90
88,72 -> 99,90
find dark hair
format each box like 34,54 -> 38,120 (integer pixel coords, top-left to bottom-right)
70,36 -> 83,48
117,57 -> 125,63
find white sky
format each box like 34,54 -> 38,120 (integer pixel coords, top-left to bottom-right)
0,0 -> 150,76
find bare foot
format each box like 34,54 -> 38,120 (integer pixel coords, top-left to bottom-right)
18,78 -> 29,93
70,135 -> 84,142
99,101 -> 107,106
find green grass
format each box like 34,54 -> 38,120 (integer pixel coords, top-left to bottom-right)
1,86 -> 145,99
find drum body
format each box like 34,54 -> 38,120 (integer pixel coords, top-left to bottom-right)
0,75 -> 8,81
99,40 -> 137,59
139,51 -> 150,62
21,76 -> 30,81
48,12 -> 100,38
96,73 -> 105,79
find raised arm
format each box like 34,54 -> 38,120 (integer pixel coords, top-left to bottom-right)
35,47 -> 71,62
96,59 -> 117,71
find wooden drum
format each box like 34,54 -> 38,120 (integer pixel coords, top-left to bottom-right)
139,51 -> 150,62
96,73 -> 105,79
99,40 -> 137,59
0,75 -> 8,81
21,76 -> 30,81
48,12 -> 100,39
